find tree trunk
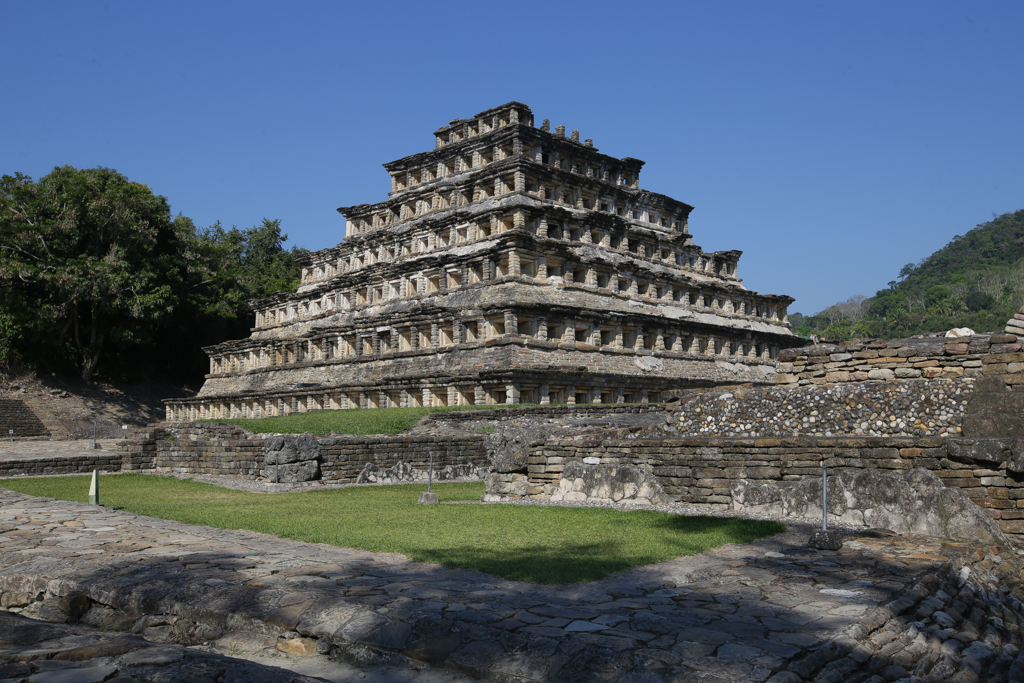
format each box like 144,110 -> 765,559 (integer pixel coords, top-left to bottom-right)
81,332 -> 104,383
79,299 -> 104,383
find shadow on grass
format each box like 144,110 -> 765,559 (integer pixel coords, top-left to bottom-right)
413,516 -> 787,584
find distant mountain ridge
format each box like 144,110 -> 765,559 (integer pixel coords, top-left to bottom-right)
791,209 -> 1024,340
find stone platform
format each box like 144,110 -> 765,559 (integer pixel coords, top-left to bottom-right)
3,490 -> 1024,681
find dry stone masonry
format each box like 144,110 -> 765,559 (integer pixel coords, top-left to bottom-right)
166,102 -> 796,421
774,332 -> 1021,387
673,378 -> 972,438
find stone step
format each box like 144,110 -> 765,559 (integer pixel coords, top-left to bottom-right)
961,413 -> 1024,438
0,398 -> 50,437
966,392 -> 1024,415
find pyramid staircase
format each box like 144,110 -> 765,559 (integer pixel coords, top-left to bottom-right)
0,398 -> 50,438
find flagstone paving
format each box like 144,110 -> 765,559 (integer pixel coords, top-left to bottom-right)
2,488 -> 1024,682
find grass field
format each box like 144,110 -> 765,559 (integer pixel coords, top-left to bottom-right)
207,404 -> 503,435
0,474 -> 785,583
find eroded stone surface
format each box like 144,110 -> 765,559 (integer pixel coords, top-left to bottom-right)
3,488 -> 1024,681
732,467 -> 1011,548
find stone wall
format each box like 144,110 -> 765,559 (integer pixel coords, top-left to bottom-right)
0,454 -> 123,478
775,333 -> 1022,387
673,378 -> 971,438
117,423 -> 487,483
318,434 -> 486,483
424,402 -> 667,426
510,434 -> 1024,538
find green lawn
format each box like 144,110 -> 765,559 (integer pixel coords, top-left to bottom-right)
208,404 -> 503,435
0,474 -> 785,583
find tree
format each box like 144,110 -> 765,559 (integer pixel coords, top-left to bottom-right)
965,291 -> 995,312
0,167 -> 191,381
835,295 -> 868,323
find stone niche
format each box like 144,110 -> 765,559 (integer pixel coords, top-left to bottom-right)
264,434 -> 321,482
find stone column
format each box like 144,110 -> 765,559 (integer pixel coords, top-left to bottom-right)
506,383 -> 519,405
566,385 -> 576,406
539,384 -> 550,405
504,311 -> 518,335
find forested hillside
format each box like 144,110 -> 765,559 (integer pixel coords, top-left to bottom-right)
791,210 -> 1024,340
0,166 -> 306,383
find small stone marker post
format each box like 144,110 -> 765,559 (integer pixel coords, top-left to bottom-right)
88,469 -> 99,505
418,451 -> 438,504
808,461 -> 843,550
86,421 -> 101,450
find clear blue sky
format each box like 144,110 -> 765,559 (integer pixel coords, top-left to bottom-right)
3,1 -> 1022,315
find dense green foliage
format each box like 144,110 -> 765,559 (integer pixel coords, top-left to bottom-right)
214,404 -> 509,435
0,474 -> 785,583
792,210 -> 1024,340
0,166 -> 306,381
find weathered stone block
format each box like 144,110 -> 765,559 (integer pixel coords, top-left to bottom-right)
732,467 -> 1010,547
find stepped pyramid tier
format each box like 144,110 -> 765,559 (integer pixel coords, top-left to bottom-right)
166,102 -> 797,421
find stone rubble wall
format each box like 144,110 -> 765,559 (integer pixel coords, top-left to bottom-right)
424,402 -> 667,426
115,423 -> 488,484
317,435 -> 486,483
775,332 -> 1022,387
732,467 -> 1010,547
0,454 -> 124,478
674,378 -> 972,438
511,434 -> 1024,539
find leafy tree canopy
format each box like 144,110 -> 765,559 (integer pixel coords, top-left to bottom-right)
0,166 -> 305,382
791,209 -> 1024,341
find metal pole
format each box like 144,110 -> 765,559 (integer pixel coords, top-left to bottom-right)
275,461 -> 279,484
92,421 -> 97,449
822,462 -> 828,531
428,451 -> 433,494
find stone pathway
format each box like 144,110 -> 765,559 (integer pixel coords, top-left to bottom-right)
2,489 -> 1024,682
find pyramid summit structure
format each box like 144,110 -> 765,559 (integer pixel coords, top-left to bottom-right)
166,102 -> 797,421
